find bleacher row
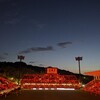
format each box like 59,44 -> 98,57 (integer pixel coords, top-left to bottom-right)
0,77 -> 19,96
21,74 -> 79,83
1,75 -> 100,95
21,74 -> 80,89
82,80 -> 100,95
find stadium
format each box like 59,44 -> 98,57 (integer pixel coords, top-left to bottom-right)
0,67 -> 100,100
21,67 -> 81,90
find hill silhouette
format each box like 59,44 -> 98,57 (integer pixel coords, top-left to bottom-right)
0,61 -> 93,84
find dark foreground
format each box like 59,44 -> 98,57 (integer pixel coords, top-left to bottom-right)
0,90 -> 100,100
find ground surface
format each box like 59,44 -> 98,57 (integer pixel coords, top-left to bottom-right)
0,90 -> 100,100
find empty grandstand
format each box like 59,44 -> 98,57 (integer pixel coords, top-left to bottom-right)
83,70 -> 100,95
82,80 -> 100,95
0,77 -> 16,90
21,67 -> 81,90
0,76 -> 19,96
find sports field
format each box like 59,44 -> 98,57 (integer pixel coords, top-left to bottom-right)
0,90 -> 100,100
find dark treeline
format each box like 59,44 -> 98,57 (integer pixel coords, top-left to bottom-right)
0,61 -> 93,84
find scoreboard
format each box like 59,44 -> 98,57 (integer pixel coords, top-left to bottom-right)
47,67 -> 57,74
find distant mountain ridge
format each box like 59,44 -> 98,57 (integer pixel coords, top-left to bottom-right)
0,61 -> 93,84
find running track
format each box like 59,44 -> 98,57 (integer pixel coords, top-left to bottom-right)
0,90 -> 100,100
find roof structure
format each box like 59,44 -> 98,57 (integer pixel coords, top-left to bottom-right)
84,70 -> 100,76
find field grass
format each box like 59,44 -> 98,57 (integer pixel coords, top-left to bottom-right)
0,90 -> 100,100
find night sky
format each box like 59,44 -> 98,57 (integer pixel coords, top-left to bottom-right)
0,0 -> 100,73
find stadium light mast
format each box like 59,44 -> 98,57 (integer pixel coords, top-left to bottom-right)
17,55 -> 25,85
75,56 -> 82,75
18,55 -> 25,62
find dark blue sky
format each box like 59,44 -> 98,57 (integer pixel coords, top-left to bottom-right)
0,0 -> 100,73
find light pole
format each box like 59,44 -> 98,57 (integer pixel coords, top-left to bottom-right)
75,56 -> 83,86
18,55 -> 25,62
17,55 -> 25,85
75,56 -> 82,75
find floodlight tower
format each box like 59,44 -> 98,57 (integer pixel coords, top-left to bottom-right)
75,56 -> 82,75
18,55 -> 25,62
17,55 -> 25,85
